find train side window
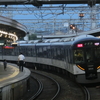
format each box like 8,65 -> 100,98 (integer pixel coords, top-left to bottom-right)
52,47 -> 54,59
30,48 -> 33,56
32,48 -> 36,57
25,47 -> 28,56
53,47 -> 57,59
0,47 -> 2,55
60,47 -> 65,61
27,47 -> 31,56
43,46 -> 47,57
37,47 -> 43,57
94,47 -> 100,61
47,46 -> 51,58
52,47 -> 57,59
36,47 -> 39,57
57,48 -> 61,60
67,49 -> 71,63
15,47 -> 19,56
74,49 -> 84,63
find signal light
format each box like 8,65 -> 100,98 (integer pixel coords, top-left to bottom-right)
77,44 -> 83,47
94,42 -> 99,46
70,24 -> 76,29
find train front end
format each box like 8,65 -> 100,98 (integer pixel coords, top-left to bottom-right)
72,37 -> 100,83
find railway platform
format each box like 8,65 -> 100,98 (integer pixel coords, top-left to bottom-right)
0,62 -> 31,100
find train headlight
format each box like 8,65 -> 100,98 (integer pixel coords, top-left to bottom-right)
97,66 -> 100,69
77,65 -> 85,70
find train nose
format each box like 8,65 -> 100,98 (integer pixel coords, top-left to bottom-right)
85,64 -> 97,80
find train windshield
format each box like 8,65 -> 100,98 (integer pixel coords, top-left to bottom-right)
86,48 -> 93,63
74,47 -> 100,63
94,47 -> 100,62
74,49 -> 84,63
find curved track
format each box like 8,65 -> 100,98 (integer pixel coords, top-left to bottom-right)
84,86 -> 100,100
30,70 -> 60,100
81,86 -> 91,100
21,69 -> 86,100
29,70 -> 85,100
21,76 -> 42,100
29,75 -> 43,100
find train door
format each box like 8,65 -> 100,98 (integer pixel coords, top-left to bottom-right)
85,48 -> 97,79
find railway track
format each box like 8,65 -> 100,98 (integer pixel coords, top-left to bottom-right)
30,70 -> 60,100
82,85 -> 100,100
21,75 -> 41,100
32,70 -> 100,100
21,69 -> 86,100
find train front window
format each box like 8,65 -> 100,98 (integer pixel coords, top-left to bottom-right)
86,48 -> 93,63
74,49 -> 84,63
94,47 -> 100,62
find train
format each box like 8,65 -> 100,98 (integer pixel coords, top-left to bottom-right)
0,35 -> 100,84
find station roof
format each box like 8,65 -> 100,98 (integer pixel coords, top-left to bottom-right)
0,15 -> 27,42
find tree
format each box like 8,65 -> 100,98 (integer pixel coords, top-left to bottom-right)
29,34 -> 37,40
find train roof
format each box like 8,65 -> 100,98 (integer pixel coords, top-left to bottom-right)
44,35 -> 99,46
17,35 -> 99,47
36,42 -> 51,46
72,35 -> 95,40
72,35 -> 99,44
42,35 -> 98,43
29,40 -> 42,43
43,38 -> 60,43
17,43 -> 35,46
17,41 -> 27,44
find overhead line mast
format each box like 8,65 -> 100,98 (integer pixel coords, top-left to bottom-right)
0,0 -> 98,7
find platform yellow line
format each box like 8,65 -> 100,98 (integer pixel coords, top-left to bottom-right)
0,65 -> 19,82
